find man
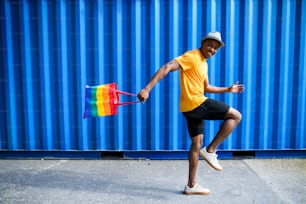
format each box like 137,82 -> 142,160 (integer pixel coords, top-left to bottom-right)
137,32 -> 244,195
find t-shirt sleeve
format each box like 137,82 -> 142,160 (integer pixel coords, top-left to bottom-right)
174,51 -> 195,71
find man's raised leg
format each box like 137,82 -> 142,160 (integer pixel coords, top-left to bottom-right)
207,107 -> 242,152
200,107 -> 242,171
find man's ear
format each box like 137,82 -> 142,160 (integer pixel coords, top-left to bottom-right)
218,42 -> 222,49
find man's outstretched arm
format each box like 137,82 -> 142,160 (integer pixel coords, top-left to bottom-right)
137,60 -> 181,102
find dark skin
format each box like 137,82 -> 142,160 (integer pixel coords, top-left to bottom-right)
138,39 -> 244,188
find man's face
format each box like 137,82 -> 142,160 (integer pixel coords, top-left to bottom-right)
201,39 -> 220,59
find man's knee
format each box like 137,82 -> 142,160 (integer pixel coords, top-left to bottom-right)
235,111 -> 242,123
226,108 -> 242,124
191,141 -> 202,150
190,134 -> 203,151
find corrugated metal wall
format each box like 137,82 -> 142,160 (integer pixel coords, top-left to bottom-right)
0,0 -> 305,151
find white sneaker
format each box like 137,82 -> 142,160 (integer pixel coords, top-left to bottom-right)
200,147 -> 223,171
183,183 -> 210,195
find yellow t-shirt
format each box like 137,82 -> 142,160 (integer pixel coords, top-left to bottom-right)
175,49 -> 208,112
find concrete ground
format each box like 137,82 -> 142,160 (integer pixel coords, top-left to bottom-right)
0,159 -> 305,204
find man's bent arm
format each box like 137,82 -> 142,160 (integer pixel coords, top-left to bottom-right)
205,80 -> 244,94
205,84 -> 230,93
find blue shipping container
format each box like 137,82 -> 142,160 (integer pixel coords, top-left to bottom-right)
0,0 -> 305,152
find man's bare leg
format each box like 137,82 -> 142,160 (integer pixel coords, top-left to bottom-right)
207,107 -> 242,153
187,134 -> 203,187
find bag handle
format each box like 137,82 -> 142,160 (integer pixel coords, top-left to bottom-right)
117,101 -> 141,106
116,90 -> 137,97
116,89 -> 141,106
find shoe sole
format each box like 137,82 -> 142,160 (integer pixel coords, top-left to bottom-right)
183,191 -> 210,195
200,152 -> 223,171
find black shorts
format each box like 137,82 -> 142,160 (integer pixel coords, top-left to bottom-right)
182,99 -> 230,137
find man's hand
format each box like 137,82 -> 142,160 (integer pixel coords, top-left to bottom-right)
137,88 -> 150,102
229,81 -> 245,93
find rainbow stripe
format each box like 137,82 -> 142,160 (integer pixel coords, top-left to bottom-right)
84,83 -> 119,118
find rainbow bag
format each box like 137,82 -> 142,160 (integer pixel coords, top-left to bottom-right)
83,83 -> 139,118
